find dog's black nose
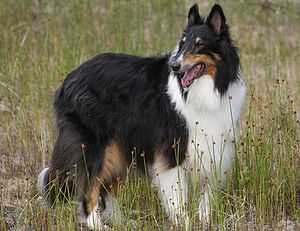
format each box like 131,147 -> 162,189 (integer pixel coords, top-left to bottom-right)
170,63 -> 181,72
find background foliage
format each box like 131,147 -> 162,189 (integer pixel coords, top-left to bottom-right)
0,0 -> 299,230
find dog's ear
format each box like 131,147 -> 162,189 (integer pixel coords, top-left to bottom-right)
206,4 -> 226,35
187,3 -> 204,26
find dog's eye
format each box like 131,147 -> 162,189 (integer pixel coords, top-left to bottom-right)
194,38 -> 205,51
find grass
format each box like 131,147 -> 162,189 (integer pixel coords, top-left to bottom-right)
0,0 -> 299,230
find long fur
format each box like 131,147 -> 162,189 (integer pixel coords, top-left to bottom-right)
38,3 -> 246,228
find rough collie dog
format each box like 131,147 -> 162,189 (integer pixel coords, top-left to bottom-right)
38,3 -> 246,229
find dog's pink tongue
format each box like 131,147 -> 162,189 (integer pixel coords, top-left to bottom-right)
181,64 -> 205,87
181,67 -> 197,87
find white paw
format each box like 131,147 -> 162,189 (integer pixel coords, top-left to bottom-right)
81,204 -> 110,230
86,210 -> 105,230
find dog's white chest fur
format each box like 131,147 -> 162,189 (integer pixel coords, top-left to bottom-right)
167,73 -> 246,185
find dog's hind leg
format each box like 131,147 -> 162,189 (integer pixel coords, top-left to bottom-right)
79,177 -> 103,229
75,139 -> 109,229
80,141 -> 127,228
97,142 -> 127,225
99,181 -> 123,225
38,115 -> 108,229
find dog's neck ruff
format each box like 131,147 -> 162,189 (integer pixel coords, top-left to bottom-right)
167,71 -> 246,125
167,71 -> 246,180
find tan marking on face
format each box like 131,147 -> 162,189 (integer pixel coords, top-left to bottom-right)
182,53 -> 219,78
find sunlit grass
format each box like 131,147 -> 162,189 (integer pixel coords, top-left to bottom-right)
0,0 -> 299,230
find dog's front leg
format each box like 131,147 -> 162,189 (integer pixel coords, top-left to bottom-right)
198,184 -> 212,223
152,164 -> 189,228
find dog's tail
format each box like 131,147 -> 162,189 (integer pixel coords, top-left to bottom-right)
37,167 -> 50,200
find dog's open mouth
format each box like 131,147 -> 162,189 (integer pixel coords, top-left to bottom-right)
181,62 -> 206,87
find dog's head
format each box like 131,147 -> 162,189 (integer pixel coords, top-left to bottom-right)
169,3 -> 240,96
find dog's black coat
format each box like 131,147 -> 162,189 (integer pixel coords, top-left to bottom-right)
47,53 -> 189,204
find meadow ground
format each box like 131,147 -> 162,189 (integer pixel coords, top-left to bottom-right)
0,0 -> 299,230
